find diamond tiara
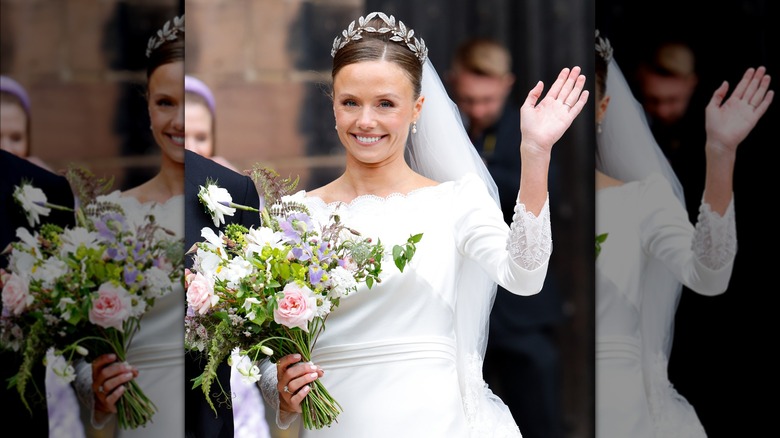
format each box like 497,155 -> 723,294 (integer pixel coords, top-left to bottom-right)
146,14 -> 185,58
331,12 -> 428,64
595,29 -> 613,63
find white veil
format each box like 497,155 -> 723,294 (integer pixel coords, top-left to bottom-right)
407,59 -> 519,436
596,56 -> 689,422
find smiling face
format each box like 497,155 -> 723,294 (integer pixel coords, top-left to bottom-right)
333,60 -> 423,168
148,60 -> 184,164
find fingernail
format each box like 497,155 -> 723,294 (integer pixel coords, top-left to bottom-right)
310,372 -> 318,379
293,354 -> 301,360
302,385 -> 310,393
309,365 -> 318,370
123,372 -> 133,379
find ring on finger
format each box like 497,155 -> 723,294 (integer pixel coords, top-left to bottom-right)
98,385 -> 105,394
283,385 -> 291,394
563,102 -> 572,108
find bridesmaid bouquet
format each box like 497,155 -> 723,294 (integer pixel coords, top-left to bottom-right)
184,165 -> 422,429
0,168 -> 184,430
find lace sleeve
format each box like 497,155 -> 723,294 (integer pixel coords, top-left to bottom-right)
507,194 -> 552,270
693,196 -> 737,270
73,359 -> 112,429
257,359 -> 298,429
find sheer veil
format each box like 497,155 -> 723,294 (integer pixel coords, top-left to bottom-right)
596,56 -> 691,425
407,59 -> 519,436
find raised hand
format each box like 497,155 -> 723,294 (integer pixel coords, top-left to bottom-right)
705,66 -> 773,154
520,66 -> 589,155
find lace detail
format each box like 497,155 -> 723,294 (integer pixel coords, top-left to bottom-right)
462,352 -> 521,437
507,195 -> 552,270
257,359 -> 298,429
646,352 -> 707,438
693,197 -> 736,270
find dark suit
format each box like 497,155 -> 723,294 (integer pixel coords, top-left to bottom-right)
1,150 -> 75,437
468,105 -> 567,438
184,149 -> 262,438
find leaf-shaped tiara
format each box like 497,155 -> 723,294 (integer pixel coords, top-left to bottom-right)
595,29 -> 613,63
146,15 -> 185,58
331,12 -> 428,64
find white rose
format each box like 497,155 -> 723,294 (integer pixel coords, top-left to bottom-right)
198,184 -> 236,227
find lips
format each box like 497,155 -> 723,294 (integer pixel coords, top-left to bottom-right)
169,134 -> 184,146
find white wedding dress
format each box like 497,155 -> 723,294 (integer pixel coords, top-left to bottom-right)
595,173 -> 736,438
259,173 -> 551,438
74,193 -> 185,437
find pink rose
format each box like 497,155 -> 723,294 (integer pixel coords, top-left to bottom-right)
186,272 -> 217,315
89,282 -> 132,331
1,272 -> 33,315
274,282 -> 317,332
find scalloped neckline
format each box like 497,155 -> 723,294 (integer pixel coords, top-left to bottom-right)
303,181 -> 452,209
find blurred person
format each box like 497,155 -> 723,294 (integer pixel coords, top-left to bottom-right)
1,149 -> 78,437
184,75 -> 238,171
447,37 -> 566,438
258,11 -> 587,437
633,40 -> 706,219
1,75 -> 53,171
594,31 -> 772,437
73,14 -> 186,437
183,74 -> 270,438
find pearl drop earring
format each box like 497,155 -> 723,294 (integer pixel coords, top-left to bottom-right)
412,121 -> 417,134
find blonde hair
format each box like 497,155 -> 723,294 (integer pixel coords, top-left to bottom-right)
452,38 -> 512,77
645,41 -> 696,78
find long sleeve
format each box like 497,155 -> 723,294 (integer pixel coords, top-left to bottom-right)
454,173 -> 550,296
73,359 -> 112,430
257,359 -> 298,429
640,174 -> 735,295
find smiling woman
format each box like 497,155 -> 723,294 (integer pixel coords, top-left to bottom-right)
255,11 -> 588,438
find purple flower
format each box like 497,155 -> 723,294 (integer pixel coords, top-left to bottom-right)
279,213 -> 314,244
123,265 -> 141,286
309,265 -> 324,285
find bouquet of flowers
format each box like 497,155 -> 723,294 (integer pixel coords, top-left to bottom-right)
184,166 -> 422,430
0,167 -> 184,429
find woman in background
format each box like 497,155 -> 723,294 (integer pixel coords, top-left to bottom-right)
184,75 -> 238,171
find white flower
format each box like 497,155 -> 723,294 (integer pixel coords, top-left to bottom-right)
8,248 -> 36,281
59,227 -> 100,257
200,227 -> 227,259
315,297 -> 333,318
14,227 -> 40,255
244,226 -> 283,256
194,248 -> 223,281
328,266 -> 358,299
260,345 -> 274,356
142,266 -> 174,299
198,183 -> 236,227
13,183 -> 51,227
230,348 -> 261,384
75,346 -> 89,356
31,257 -> 68,289
217,257 -> 253,288
44,348 -> 76,384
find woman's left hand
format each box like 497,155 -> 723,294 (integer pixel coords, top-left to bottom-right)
520,66 -> 588,155
705,66 -> 773,155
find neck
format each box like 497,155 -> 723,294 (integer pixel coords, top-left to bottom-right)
123,152 -> 184,203
340,155 -> 416,198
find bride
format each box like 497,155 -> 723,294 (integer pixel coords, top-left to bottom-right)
594,30 -> 772,437
74,14 -> 185,437
258,11 -> 587,437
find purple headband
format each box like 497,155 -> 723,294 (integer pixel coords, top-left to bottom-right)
0,75 -> 31,115
185,75 -> 215,115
